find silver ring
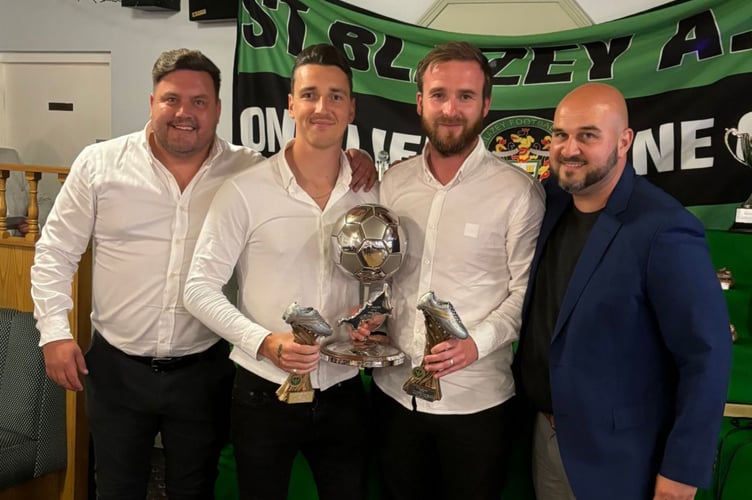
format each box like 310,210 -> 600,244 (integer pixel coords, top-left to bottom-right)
449,358 -> 454,366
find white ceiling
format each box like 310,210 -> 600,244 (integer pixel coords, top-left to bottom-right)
341,0 -> 676,35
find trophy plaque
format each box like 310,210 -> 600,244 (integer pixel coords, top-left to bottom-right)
723,128 -> 752,232
403,291 -> 469,402
320,203 -> 407,367
276,302 -> 332,404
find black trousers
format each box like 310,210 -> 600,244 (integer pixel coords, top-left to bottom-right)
84,333 -> 235,500
230,367 -> 368,500
372,384 -> 514,500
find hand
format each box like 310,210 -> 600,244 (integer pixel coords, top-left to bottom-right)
348,314 -> 387,342
424,336 -> 478,378
345,149 -> 377,192
42,339 -> 88,391
653,474 -> 697,500
261,332 -> 320,375
18,220 -> 30,235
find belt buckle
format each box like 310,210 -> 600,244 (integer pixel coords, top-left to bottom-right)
150,357 -> 174,371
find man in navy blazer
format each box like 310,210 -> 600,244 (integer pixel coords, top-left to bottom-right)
514,83 -> 732,500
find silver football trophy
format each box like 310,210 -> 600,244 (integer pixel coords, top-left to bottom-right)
276,303 -> 333,404
403,291 -> 469,402
724,128 -> 752,232
320,203 -> 406,367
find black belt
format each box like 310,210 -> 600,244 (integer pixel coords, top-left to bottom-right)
95,331 -> 225,372
129,352 -> 207,372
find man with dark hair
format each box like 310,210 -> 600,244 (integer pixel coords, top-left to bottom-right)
514,83 -> 731,500
184,43 -> 374,500
353,41 -> 544,500
32,47 -> 375,499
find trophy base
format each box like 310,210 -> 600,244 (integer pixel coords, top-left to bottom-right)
276,373 -> 315,404
320,338 -> 405,367
730,222 -> 752,233
730,207 -> 752,233
403,366 -> 441,402
286,390 -> 315,404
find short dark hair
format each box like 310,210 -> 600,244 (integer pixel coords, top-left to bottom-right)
416,42 -> 492,100
152,49 -> 221,98
290,44 -> 353,94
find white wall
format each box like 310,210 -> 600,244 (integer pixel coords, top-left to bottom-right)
0,0 -> 237,139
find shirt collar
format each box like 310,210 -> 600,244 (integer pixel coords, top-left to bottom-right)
278,138 -> 352,195
420,136 -> 485,187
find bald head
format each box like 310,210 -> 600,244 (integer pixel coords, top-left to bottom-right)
556,83 -> 629,133
549,83 -> 634,211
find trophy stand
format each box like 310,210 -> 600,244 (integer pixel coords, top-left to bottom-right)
730,193 -> 752,233
277,303 -> 332,404
403,291 -> 469,402
402,313 -> 450,402
724,128 -> 752,233
320,282 -> 406,367
324,203 -> 408,367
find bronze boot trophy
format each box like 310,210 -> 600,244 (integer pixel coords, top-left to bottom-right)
403,291 -> 469,402
276,302 -> 332,404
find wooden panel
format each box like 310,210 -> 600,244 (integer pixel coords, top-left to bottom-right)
0,471 -> 63,500
725,403 -> 752,418
0,163 -> 90,500
0,244 -> 35,312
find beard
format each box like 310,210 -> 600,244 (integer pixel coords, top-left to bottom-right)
555,147 -> 618,194
421,112 -> 484,157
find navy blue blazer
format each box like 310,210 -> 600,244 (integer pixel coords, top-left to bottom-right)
519,164 -> 732,499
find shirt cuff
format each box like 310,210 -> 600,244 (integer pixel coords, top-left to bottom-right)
36,315 -> 74,347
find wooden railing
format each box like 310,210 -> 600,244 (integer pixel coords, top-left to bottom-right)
0,163 -> 69,243
0,162 -> 90,500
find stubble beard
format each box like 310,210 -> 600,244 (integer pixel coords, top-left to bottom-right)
556,147 -> 618,194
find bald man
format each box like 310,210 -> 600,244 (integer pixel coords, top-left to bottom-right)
513,83 -> 732,500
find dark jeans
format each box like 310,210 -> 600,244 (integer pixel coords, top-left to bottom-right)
84,333 -> 235,500
372,384 -> 514,500
231,367 -> 368,500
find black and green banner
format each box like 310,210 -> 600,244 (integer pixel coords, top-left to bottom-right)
233,0 -> 752,227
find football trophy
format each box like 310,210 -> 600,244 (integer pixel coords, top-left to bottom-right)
403,291 -> 469,402
724,128 -> 752,232
276,302 -> 333,404
320,203 -> 406,367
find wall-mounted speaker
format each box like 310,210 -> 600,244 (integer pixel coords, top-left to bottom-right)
122,0 -> 180,12
189,0 -> 237,22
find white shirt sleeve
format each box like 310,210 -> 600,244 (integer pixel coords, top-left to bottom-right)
31,148 -> 97,346
183,179 -> 273,359
470,180 -> 545,359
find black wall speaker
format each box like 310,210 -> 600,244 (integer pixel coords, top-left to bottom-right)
122,0 -> 180,11
189,0 -> 238,22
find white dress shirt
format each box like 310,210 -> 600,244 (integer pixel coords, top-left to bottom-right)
31,125 -> 264,356
374,139 -> 545,414
184,140 -> 378,390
